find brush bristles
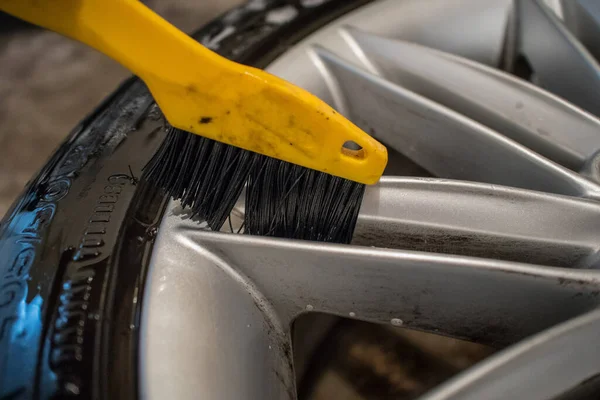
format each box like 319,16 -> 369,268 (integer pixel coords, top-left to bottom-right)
143,127 -> 365,244
245,159 -> 365,243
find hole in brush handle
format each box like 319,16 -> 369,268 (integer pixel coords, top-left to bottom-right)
341,140 -> 365,160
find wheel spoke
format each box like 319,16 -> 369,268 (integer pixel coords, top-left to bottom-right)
141,210 -> 295,400
175,216 -> 600,347
514,0 -> 600,116
233,177 -> 600,267
562,0 -> 600,63
341,27 -> 600,172
356,177 -> 600,268
267,0 -> 512,84
313,46 -> 600,198
420,307 -> 600,400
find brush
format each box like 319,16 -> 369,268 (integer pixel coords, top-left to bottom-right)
144,127 -> 366,243
2,0 -> 387,243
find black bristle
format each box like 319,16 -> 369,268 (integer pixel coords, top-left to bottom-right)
143,126 -> 365,243
245,160 -> 365,244
143,127 -> 259,230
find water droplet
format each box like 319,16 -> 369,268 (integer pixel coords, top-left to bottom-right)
64,382 -> 80,395
305,304 -> 314,311
349,312 -> 356,317
247,324 -> 251,328
146,226 -> 158,239
87,313 -> 100,326
268,345 -> 272,350
390,318 -> 403,326
130,324 -> 135,330
147,104 -> 162,120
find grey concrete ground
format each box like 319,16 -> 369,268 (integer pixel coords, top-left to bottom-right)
0,0 -> 242,217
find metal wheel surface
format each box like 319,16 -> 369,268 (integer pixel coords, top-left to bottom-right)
141,1 -> 600,399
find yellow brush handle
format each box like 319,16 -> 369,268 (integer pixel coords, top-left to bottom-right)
1,0 -> 387,184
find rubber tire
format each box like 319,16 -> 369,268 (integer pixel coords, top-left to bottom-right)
0,1 -> 372,399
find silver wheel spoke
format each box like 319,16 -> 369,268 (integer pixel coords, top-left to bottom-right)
356,177 -> 600,268
233,177 -> 600,267
142,211 -> 295,400
314,46 -> 600,198
172,217 -> 600,347
562,0 -> 600,63
342,27 -> 600,171
515,0 -> 600,116
266,0 -> 511,82
421,307 -> 600,400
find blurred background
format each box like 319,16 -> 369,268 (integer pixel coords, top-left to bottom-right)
0,0 -> 242,217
